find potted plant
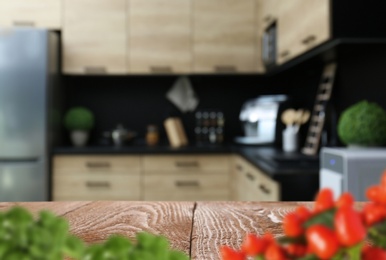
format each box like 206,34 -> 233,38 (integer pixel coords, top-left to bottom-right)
337,100 -> 386,147
64,107 -> 94,147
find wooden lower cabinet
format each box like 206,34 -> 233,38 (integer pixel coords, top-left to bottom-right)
53,155 -> 141,201
232,155 -> 280,201
142,155 -> 231,201
143,172 -> 230,201
53,154 -> 278,201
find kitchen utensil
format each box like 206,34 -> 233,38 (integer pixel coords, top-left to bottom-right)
281,108 -> 296,126
300,110 -> 311,124
111,124 -> 136,146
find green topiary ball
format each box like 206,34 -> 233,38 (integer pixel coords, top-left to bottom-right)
337,100 -> 386,146
64,107 -> 94,131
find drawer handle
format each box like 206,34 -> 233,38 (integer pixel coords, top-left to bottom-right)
86,181 -> 111,188
84,66 -> 107,74
236,164 -> 243,171
150,66 -> 173,73
13,21 -> 35,27
264,15 -> 273,23
280,50 -> 290,58
175,180 -> 200,187
214,65 -> 237,73
246,172 -> 255,181
86,162 -> 111,168
175,161 -> 199,168
302,35 -> 317,45
259,184 -> 271,194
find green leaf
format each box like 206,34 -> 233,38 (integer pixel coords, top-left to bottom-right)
303,208 -> 336,229
297,254 -> 319,260
63,235 -> 85,259
346,243 -> 363,260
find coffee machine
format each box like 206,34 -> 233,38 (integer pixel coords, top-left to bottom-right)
235,95 -> 288,144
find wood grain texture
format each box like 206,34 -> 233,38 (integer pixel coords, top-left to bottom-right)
128,0 -> 192,74
0,201 -> 194,255
0,0 -> 61,29
62,0 -> 127,74
191,201 -> 311,260
193,0 -> 257,73
143,172 -> 230,201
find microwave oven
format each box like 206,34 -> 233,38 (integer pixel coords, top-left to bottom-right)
320,147 -> 386,201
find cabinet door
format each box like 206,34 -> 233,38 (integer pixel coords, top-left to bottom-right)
277,0 -> 330,65
63,0 -> 127,74
300,0 -> 330,51
277,0 -> 304,65
193,0 -> 256,73
260,0 -> 280,29
0,0 -> 61,29
128,0 -> 191,74
143,172 -> 230,201
53,171 -> 141,201
254,168 -> 280,201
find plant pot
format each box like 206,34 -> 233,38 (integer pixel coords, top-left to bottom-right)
71,130 -> 89,147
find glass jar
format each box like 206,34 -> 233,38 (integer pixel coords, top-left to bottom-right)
146,125 -> 159,146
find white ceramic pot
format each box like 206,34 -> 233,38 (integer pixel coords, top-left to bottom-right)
71,130 -> 89,147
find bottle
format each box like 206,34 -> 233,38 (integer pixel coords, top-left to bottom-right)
146,125 -> 159,146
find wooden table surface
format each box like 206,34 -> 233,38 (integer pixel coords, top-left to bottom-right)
0,201 -> 313,260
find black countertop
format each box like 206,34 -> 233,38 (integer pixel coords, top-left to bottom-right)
52,143 -> 320,177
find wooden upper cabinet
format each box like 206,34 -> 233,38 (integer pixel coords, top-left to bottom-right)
0,0 -> 61,29
277,0 -> 330,65
128,0 -> 191,74
193,0 -> 257,73
62,0 -> 127,75
260,0 -> 280,28
277,0 -> 304,64
301,0 -> 330,50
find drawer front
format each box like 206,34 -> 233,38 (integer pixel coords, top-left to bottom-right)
142,155 -> 230,172
53,171 -> 141,201
143,172 -> 230,201
256,170 -> 280,201
54,156 -> 141,172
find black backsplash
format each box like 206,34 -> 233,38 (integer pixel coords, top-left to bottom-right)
61,47 -> 386,148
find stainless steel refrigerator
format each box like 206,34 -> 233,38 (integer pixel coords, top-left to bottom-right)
0,28 -> 59,201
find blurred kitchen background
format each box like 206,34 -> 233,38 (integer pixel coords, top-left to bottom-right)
1,0 -> 386,203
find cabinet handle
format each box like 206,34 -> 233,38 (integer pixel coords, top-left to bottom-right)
86,181 -> 111,188
86,162 -> 111,168
264,15 -> 273,23
236,164 -> 243,171
214,65 -> 237,73
246,172 -> 255,181
175,180 -> 200,187
259,184 -> 271,194
150,66 -> 173,73
175,161 -> 199,168
280,50 -> 290,58
84,66 -> 107,74
13,21 -> 35,27
302,35 -> 317,45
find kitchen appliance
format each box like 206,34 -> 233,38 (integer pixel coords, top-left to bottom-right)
0,28 -> 59,201
320,147 -> 386,201
235,95 -> 288,144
